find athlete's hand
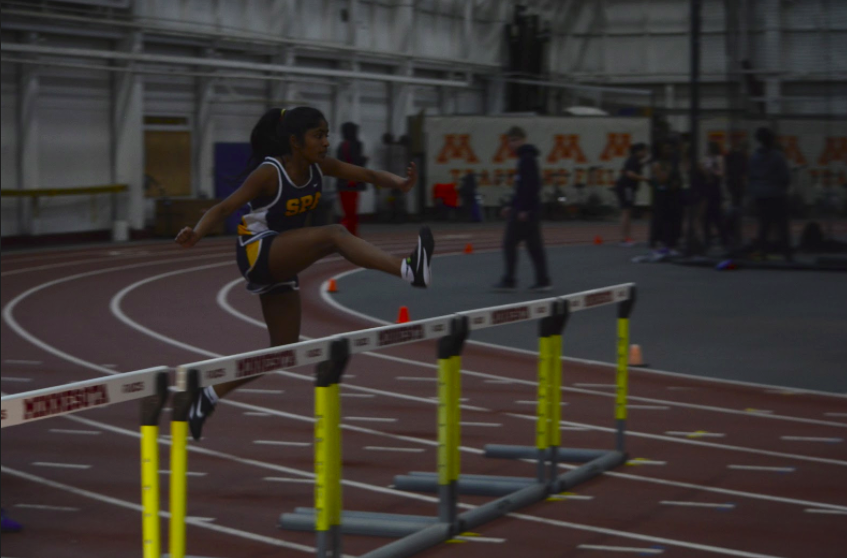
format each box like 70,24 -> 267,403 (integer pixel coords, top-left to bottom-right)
175,226 -> 200,248
397,162 -> 418,193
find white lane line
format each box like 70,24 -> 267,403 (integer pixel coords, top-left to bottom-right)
69,412 -> 815,558
191,517 -> 217,522
341,393 -> 375,398
253,440 -> 311,447
263,477 -> 314,484
14,504 -> 79,512
573,383 -> 616,388
660,501 -> 735,510
665,431 -> 726,438
744,408 -> 773,414
345,374 -> 356,378
243,412 -> 271,417
804,508 -> 847,515
346,417 -> 398,423
781,436 -> 842,443
396,376 -> 437,381
3,359 -> 41,365
1,377 -> 32,383
727,465 -> 795,473
484,380 -> 517,384
577,545 -> 663,554
1,465 -> 317,553
100,364 -> 118,369
561,426 -> 591,431
825,412 -> 847,417
428,396 -> 470,402
158,470 -> 207,477
452,535 -> 506,543
238,389 -> 284,394
460,422 -> 502,427
627,405 -> 670,410
364,447 -> 426,453
48,429 -> 102,436
32,462 -> 91,470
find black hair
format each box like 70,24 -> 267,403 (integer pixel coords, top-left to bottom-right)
707,141 -> 722,156
240,106 -> 327,178
630,142 -> 647,155
755,126 -> 776,150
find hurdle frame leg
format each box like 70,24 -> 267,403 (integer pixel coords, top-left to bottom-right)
168,369 -> 198,558
314,339 -> 349,558
140,371 -> 169,558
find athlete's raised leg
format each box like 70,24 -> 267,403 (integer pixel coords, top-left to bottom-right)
267,224 -> 401,280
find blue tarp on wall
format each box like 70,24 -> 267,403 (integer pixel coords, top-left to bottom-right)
214,142 -> 252,234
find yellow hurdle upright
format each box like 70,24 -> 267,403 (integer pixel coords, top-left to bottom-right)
139,372 -> 169,558
314,339 -> 349,558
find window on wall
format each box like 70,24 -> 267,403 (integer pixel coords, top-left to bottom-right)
143,116 -> 192,198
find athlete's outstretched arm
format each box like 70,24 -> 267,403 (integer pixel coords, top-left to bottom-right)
175,165 -> 276,248
319,157 -> 417,192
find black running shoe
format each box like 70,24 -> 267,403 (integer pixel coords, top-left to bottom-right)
188,388 -> 216,441
407,226 -> 433,287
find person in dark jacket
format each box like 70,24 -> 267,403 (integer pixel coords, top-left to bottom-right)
336,122 -> 368,236
748,127 -> 792,261
493,126 -> 551,292
615,143 -> 650,246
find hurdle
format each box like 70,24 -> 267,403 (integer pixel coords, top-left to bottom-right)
169,283 -> 634,558
393,285 -> 636,526
0,366 -> 171,558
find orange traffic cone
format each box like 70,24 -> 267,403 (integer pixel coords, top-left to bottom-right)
327,278 -> 338,293
464,243 -> 474,254
396,306 -> 410,323
594,235 -> 603,245
628,344 -> 648,367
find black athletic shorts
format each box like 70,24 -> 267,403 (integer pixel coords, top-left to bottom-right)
235,231 -> 299,295
616,186 -> 635,209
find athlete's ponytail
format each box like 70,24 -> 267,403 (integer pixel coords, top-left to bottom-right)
240,106 -> 327,178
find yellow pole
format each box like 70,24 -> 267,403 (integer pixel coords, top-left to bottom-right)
327,383 -> 342,529
615,317 -> 630,451
536,336 -> 551,450
549,334 -> 563,448
315,386 -> 331,533
437,358 -> 452,486
450,355 -> 462,482
169,420 -> 188,558
140,425 -> 160,558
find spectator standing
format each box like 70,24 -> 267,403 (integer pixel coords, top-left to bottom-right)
615,143 -> 650,246
724,136 -> 749,249
748,127 -> 793,261
649,141 -> 683,256
701,141 -> 728,251
337,122 -> 367,236
493,126 -> 551,292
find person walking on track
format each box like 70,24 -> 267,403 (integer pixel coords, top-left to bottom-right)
492,126 -> 552,292
175,106 -> 433,440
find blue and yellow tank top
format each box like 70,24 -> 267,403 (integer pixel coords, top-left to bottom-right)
238,157 -> 323,236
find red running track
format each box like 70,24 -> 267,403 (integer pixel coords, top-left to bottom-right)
1,223 -> 846,558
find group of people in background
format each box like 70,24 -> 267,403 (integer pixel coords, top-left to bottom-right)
615,125 -> 793,262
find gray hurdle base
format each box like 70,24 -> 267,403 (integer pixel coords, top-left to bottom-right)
394,450 -> 626,498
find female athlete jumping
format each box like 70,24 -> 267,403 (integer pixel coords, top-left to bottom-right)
175,106 -> 433,440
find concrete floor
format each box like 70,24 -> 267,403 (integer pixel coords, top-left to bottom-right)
334,235 -> 847,394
